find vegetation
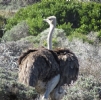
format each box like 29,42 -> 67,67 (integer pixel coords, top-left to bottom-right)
0,0 -> 101,100
5,0 -> 101,40
0,37 -> 101,99
0,67 -> 37,100
0,15 -> 6,39
0,0 -> 41,10
63,75 -> 101,100
2,21 -> 29,42
0,15 -> 6,29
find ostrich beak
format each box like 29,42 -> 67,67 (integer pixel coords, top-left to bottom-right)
43,19 -> 48,22
43,19 -> 46,21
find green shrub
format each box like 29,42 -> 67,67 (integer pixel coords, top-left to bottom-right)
5,0 -> 81,36
5,0 -> 101,38
77,2 -> 101,34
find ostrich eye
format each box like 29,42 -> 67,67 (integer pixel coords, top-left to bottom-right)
48,18 -> 52,21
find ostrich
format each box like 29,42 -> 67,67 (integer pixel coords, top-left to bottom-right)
18,16 -> 79,100
18,47 -> 60,100
41,16 -> 79,100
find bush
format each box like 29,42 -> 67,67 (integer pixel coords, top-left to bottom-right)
5,0 -> 101,39
0,68 -> 37,100
77,2 -> 101,34
63,75 -> 101,100
5,0 -> 81,36
2,21 -> 29,42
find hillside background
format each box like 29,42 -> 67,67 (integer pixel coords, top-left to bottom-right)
0,0 -> 101,100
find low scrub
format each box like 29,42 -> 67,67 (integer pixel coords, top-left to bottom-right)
0,67 -> 37,100
2,21 -> 29,42
0,33 -> 101,99
63,75 -> 101,100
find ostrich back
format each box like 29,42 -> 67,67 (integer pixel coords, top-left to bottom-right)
53,48 -> 79,86
18,47 -> 60,87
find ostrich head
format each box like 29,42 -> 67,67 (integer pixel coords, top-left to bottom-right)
43,16 -> 57,50
43,16 -> 56,27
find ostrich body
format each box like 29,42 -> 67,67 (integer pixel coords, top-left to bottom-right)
18,16 -> 79,100
18,48 -> 60,99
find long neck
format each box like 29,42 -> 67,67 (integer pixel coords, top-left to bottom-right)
47,25 -> 55,50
